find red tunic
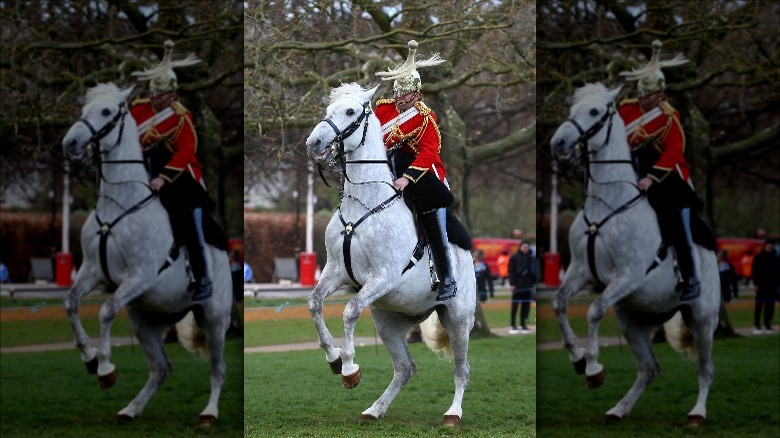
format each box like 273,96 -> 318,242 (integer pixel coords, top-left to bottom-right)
130,98 -> 202,183
618,99 -> 690,183
375,98 -> 446,183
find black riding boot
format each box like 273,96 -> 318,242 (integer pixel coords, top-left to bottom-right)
675,208 -> 700,301
187,208 -> 213,301
420,209 -> 457,301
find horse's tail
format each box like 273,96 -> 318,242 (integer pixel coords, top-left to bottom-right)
419,311 -> 453,359
176,311 -> 209,358
664,310 -> 696,357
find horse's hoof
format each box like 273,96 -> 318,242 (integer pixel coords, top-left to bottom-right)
98,370 -> 117,389
199,415 -> 218,427
329,357 -> 343,375
115,413 -> 135,422
603,413 -> 623,422
573,357 -> 586,375
359,413 -> 378,421
443,414 -> 462,427
585,369 -> 605,389
687,415 -> 705,426
342,370 -> 361,389
85,357 -> 98,375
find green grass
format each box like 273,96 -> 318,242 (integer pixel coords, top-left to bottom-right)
244,304 -> 536,348
537,335 -> 780,437
0,339 -> 244,437
1,313 -> 135,347
245,335 -> 535,437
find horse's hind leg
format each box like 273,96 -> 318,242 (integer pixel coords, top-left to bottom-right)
116,310 -> 171,420
307,265 -> 347,370
687,307 -> 717,425
438,306 -> 474,426
359,308 -> 417,420
63,268 -> 100,372
605,309 -> 659,420
196,306 -> 229,426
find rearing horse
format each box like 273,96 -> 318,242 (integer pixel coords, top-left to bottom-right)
305,83 -> 476,426
61,83 -> 232,425
550,83 -> 719,425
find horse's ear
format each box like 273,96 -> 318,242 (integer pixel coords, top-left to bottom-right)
607,86 -> 622,103
119,86 -> 135,103
363,85 -> 379,102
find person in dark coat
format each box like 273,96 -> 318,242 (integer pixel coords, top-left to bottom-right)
718,249 -> 738,302
509,242 -> 535,334
473,250 -> 494,302
751,241 -> 779,334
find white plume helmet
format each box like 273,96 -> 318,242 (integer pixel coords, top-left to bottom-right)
131,40 -> 201,94
619,40 -> 688,94
376,40 -> 445,95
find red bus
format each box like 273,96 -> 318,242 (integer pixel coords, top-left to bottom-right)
716,237 -> 765,278
472,238 -> 523,278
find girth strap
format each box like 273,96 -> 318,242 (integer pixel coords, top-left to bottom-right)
338,191 -> 402,286
94,192 -> 157,285
582,192 -> 645,286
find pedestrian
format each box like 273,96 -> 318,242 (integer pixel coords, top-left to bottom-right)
374,40 -> 459,301
618,40 -> 713,301
497,250 -> 510,287
741,249 -> 754,286
509,242 -> 535,334
130,40 -> 222,301
474,250 -> 494,302
718,249 -> 738,302
751,241 -> 779,334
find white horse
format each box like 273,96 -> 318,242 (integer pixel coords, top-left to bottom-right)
305,83 -> 476,426
61,83 -> 232,425
549,83 -> 719,425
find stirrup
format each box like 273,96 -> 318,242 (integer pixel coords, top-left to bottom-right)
435,279 -> 457,301
680,278 -> 700,301
192,278 -> 213,301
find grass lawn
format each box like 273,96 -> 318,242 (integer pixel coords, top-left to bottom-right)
0,339 -> 244,437
537,335 -> 780,437
245,335 -> 535,437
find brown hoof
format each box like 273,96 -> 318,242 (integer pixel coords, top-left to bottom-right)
585,369 -> 605,389
603,413 -> 623,422
359,413 -> 378,421
199,415 -> 218,427
443,415 -> 462,427
329,357 -> 343,375
85,357 -> 98,375
687,415 -> 705,426
115,413 -> 135,422
98,370 -> 117,389
573,357 -> 586,375
342,370 -> 361,389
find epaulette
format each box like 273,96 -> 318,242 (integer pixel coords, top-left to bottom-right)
171,101 -> 188,116
658,101 -> 675,116
376,98 -> 395,106
619,98 -> 638,107
414,101 -> 432,116
131,98 -> 150,106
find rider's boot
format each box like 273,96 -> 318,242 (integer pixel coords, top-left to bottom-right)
674,208 -> 700,301
187,208 -> 213,301
420,208 -> 457,301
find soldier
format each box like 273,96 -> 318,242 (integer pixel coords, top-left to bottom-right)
130,40 -> 214,301
374,40 -> 457,301
618,40 -> 702,301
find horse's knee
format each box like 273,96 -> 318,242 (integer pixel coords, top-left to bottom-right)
343,301 -> 362,324
308,295 -> 322,316
98,303 -> 118,323
586,303 -> 605,322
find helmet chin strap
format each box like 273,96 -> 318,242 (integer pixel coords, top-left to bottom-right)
394,90 -> 420,106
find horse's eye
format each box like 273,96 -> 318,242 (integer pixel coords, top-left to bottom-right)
102,108 -> 111,116
590,108 -> 599,116
346,108 -> 355,116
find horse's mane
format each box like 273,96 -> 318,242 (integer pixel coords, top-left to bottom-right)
85,83 -> 122,104
329,83 -> 367,104
572,83 -> 615,105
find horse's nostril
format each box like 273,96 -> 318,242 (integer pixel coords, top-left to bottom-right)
315,139 -> 321,146
70,138 -> 77,147
557,139 -> 565,148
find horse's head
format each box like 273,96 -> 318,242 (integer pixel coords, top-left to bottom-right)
63,83 -> 134,164
306,83 -> 379,166
551,83 -> 622,165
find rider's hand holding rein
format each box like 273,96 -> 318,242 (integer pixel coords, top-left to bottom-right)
394,177 -> 410,191
150,177 -> 166,191
637,177 -> 653,191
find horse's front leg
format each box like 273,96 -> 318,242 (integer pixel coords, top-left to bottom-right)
552,264 -> 588,373
340,277 -> 393,389
95,276 -> 150,388
308,264 -> 348,372
583,277 -> 633,388
63,265 -> 101,373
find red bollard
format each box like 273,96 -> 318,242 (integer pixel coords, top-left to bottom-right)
55,252 -> 73,286
544,252 -> 560,287
299,252 -> 317,286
